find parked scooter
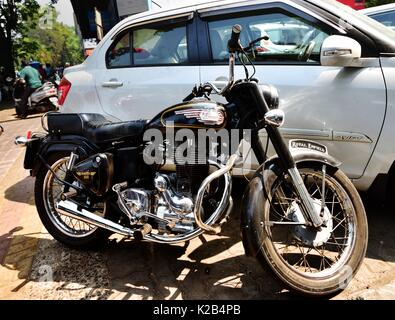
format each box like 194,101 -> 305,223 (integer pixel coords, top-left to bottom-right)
13,78 -> 59,117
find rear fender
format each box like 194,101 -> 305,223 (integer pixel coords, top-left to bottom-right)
241,149 -> 341,257
28,135 -> 98,176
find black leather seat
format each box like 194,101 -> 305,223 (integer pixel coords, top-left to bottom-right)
47,113 -> 147,144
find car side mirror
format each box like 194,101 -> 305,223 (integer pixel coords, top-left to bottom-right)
320,35 -> 362,67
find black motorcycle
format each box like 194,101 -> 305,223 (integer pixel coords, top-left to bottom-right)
16,25 -> 368,296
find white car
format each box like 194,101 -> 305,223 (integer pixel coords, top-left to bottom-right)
360,3 -> 395,31
59,0 -> 395,202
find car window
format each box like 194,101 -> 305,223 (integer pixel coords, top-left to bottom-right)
107,32 -> 132,68
369,11 -> 395,31
207,11 -> 332,64
133,23 -> 188,65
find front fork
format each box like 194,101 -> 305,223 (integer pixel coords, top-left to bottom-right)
253,125 -> 324,228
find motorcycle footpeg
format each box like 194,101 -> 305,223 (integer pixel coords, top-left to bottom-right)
206,224 -> 221,235
133,223 -> 152,241
60,190 -> 78,201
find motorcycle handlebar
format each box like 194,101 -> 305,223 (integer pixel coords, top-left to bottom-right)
186,25 -> 244,99
228,24 -> 242,53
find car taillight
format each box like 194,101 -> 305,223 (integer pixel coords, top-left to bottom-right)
58,77 -> 72,106
26,130 -> 32,139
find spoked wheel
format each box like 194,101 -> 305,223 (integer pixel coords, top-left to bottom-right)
35,155 -> 110,248
256,163 -> 368,296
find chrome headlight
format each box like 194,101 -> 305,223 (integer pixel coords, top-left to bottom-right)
261,84 -> 279,109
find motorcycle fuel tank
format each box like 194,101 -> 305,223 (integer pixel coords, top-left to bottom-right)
147,98 -> 227,131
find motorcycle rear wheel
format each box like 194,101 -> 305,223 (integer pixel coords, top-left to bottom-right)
35,154 -> 110,248
253,163 -> 368,296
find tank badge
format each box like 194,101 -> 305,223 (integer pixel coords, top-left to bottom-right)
175,109 -> 225,126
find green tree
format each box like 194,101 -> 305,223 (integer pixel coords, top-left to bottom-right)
0,0 -> 41,76
365,0 -> 395,8
20,8 -> 83,67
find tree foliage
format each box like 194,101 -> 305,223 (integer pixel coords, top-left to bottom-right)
365,0 -> 395,8
0,0 -> 41,75
0,0 -> 40,38
0,0 -> 82,76
15,6 -> 83,67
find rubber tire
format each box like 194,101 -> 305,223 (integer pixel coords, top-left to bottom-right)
34,153 -> 111,249
386,164 -> 395,208
254,165 -> 368,296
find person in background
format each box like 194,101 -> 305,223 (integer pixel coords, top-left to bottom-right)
18,60 -> 42,118
38,64 -> 47,81
45,63 -> 54,80
0,66 -> 5,85
59,62 -> 71,78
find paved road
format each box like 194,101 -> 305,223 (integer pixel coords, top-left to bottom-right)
0,102 -> 394,300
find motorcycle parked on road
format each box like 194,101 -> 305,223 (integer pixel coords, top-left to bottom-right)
13,78 -> 59,118
15,25 -> 368,296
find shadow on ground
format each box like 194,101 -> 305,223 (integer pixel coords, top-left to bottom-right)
1,178 -> 394,299
0,195 -> 293,300
4,177 -> 35,205
0,100 -> 46,123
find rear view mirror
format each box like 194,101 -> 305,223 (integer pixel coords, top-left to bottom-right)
321,35 -> 362,67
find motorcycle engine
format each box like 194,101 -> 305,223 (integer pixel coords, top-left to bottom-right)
173,137 -> 209,196
118,136 -> 219,234
119,174 -> 197,234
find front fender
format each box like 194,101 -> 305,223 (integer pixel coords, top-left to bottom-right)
241,149 -> 341,257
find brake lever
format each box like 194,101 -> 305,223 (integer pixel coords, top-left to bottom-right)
243,36 -> 270,51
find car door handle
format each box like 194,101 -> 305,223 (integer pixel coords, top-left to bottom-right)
102,80 -> 123,88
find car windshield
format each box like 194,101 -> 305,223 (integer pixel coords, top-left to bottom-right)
369,11 -> 395,31
308,0 -> 395,52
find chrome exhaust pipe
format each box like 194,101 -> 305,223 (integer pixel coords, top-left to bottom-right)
56,200 -> 134,237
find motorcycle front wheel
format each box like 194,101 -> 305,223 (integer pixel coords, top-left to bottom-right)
251,163 -> 368,296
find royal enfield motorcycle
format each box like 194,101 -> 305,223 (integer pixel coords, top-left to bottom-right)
16,25 -> 368,296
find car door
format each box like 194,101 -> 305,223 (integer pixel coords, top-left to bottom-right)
198,2 -> 386,179
95,15 -> 200,122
